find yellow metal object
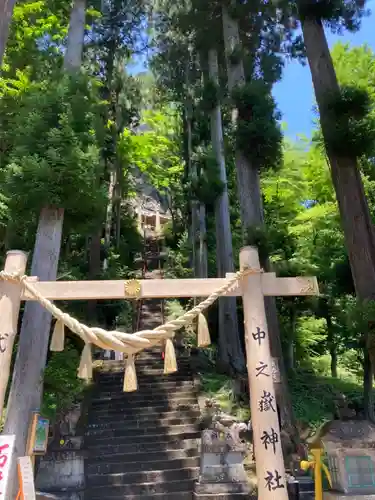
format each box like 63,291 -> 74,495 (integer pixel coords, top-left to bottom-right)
124,279 -> 141,299
300,460 -> 310,472
300,447 -> 332,500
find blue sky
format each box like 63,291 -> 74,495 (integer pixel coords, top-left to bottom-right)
274,5 -> 375,140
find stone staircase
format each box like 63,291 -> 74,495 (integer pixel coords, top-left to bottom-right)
84,235 -> 202,499
84,352 -> 201,499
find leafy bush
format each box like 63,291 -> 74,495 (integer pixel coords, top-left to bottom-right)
42,342 -> 86,421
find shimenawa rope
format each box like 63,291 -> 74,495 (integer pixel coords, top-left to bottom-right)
0,268 -> 258,391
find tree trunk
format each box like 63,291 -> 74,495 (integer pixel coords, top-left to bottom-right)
198,203 -> 208,279
114,159 -> 122,249
301,17 -> 375,299
114,85 -> 123,249
222,7 -> 262,238
285,305 -> 296,371
364,350 -> 375,420
4,208 -> 64,498
301,16 -> 375,417
0,0 -> 16,64
186,111 -> 198,277
184,57 -> 200,278
87,228 -> 102,321
64,0 -> 86,72
103,170 -> 115,271
222,5 -> 296,438
208,47 -> 245,373
326,311 -> 337,378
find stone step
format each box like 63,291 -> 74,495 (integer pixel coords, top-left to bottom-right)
98,361 -> 191,371
91,390 -> 197,404
87,466 -> 199,487
89,398 -> 199,414
95,376 -> 193,389
86,456 -> 200,475
99,362 -> 190,373
90,397 -> 198,421
87,413 -> 200,429
194,495 -> 255,500
95,358 -> 190,371
86,448 -> 199,466
88,409 -> 200,425
86,428 -> 201,449
194,483 -> 252,495
91,388 -> 196,403
95,377 -> 193,386
133,358 -> 191,367
94,380 -> 195,395
96,371 -> 193,383
86,478 -> 196,498
86,491 -> 193,500
94,382 -> 192,393
85,423 -> 199,440
88,408 -> 201,425
86,437 -> 200,456
87,438 -> 200,462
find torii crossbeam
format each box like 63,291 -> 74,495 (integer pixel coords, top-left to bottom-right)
13,272 -> 318,300
0,246 -> 319,500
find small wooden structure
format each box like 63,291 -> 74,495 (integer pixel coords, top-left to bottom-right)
0,246 -> 319,499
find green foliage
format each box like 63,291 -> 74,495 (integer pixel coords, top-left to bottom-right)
42,342 -> 86,421
200,368 -> 363,430
245,225 -> 271,262
321,85 -> 375,157
3,0 -> 68,77
228,44 -> 244,67
297,0 -> 366,31
290,368 -> 363,428
200,372 -> 251,421
164,231 -> 193,279
232,80 -> 282,170
191,148 -> 224,206
3,73 -> 106,228
165,299 -> 196,346
201,79 -> 220,112
121,107 -> 184,191
295,316 -> 327,358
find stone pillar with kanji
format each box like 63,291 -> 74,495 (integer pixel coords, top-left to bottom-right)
240,246 -> 288,500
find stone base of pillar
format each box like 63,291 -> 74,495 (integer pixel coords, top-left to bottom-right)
194,481 -> 253,499
324,494 -> 375,499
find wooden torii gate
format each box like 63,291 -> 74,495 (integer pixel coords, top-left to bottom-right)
0,245 -> 319,499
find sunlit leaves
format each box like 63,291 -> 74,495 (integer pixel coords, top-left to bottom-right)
119,107 -> 184,191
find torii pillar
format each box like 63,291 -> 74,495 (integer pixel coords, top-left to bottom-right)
240,246 -> 289,499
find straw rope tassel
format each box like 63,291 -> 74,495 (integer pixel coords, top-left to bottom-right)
197,313 -> 211,347
124,353 -> 137,392
50,319 -> 65,352
77,342 -> 93,381
164,338 -> 177,374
